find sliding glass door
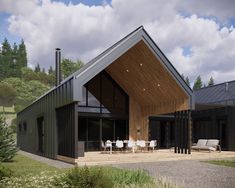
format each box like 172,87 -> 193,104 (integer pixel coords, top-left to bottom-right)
78,117 -> 128,151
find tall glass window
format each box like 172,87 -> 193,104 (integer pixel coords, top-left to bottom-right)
78,71 -> 128,116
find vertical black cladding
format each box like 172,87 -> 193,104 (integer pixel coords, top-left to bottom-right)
55,48 -> 62,86
174,110 -> 191,154
56,102 -> 78,158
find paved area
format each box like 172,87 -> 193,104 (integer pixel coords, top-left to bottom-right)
19,150 -> 235,188
114,160 -> 235,188
76,150 -> 235,166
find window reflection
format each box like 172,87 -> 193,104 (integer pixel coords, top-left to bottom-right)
78,71 -> 128,115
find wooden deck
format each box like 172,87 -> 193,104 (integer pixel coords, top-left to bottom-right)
75,149 -> 235,166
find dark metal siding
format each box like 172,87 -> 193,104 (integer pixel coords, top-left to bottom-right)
192,107 -> 235,151
17,78 -> 74,159
195,81 -> 235,105
56,102 -> 78,158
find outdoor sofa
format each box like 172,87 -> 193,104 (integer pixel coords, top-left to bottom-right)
192,139 -> 221,152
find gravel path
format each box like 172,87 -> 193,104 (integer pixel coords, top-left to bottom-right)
114,160 -> 235,188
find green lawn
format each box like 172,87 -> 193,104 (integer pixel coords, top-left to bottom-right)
1,154 -> 180,187
0,106 -> 15,114
1,154 -> 155,187
204,159 -> 235,167
1,154 -> 61,176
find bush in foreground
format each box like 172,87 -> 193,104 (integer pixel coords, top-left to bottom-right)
55,166 -> 114,188
0,115 -> 17,162
0,165 -> 12,181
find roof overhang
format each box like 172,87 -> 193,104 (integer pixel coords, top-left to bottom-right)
73,26 -> 194,109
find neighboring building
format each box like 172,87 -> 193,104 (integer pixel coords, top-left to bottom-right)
195,80 -> 235,108
17,26 -> 193,163
192,82 -> 235,151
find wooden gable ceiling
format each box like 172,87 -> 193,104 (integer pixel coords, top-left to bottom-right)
106,40 -> 188,106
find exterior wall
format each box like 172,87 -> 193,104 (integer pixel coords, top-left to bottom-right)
129,96 -> 190,141
57,102 -> 78,159
192,106 -> 235,151
17,78 -> 74,159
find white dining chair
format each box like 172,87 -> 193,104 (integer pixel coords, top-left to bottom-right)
149,140 -> 157,151
127,140 -> 135,152
139,140 -> 146,152
115,140 -> 124,152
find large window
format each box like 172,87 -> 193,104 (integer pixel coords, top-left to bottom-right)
78,117 -> 129,151
78,71 -> 128,116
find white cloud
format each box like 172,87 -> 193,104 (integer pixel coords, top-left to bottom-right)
0,0 -> 235,85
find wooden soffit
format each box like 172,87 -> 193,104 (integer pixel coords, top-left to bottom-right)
106,40 -> 188,106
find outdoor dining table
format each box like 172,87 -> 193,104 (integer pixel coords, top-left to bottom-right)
106,140 -> 152,154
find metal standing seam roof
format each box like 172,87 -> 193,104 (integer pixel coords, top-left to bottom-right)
194,80 -> 235,104
18,26 -> 193,113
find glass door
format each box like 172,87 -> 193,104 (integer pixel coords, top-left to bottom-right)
87,118 -> 100,151
102,119 -> 114,142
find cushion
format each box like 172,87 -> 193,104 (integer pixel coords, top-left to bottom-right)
192,145 -> 216,151
206,139 -> 219,147
197,139 -> 207,146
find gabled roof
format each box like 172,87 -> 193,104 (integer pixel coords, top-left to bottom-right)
194,80 -> 235,104
19,26 -> 194,113
72,26 -> 193,106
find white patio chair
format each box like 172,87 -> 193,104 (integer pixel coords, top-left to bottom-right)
115,140 -> 124,152
149,140 -> 157,152
139,140 -> 146,152
127,140 -> 135,152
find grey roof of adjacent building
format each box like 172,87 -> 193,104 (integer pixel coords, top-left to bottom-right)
18,26 -> 194,114
194,80 -> 235,104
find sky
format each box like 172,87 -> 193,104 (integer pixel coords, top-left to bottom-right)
0,0 -> 235,85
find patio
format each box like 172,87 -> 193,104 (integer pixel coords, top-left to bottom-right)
75,149 -> 235,166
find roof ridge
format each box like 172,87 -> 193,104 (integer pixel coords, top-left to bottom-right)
195,79 -> 235,91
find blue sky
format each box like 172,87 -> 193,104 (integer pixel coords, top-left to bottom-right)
0,0 -> 111,45
0,0 -> 235,84
0,12 -> 20,45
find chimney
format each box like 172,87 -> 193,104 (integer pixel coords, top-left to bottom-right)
55,48 -> 62,86
225,82 -> 229,92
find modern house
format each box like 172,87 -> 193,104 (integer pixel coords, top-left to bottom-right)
17,26 -> 235,164
17,26 -> 193,163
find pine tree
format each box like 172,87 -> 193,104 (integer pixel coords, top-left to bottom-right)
18,39 -> 27,68
193,75 -> 203,90
11,43 -> 19,77
208,76 -> 215,86
1,38 -> 12,79
48,66 -> 54,74
0,115 -> 17,162
34,63 -> 41,73
185,76 -> 190,87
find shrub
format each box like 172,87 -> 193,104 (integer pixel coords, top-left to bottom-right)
55,166 -> 114,188
0,172 -> 58,188
0,165 -> 12,181
9,118 -> 17,134
106,167 -> 154,186
0,115 -> 18,162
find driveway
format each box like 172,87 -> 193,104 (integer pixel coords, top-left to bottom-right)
114,159 -> 235,188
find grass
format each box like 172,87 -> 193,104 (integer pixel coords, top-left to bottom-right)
1,154 -> 179,187
204,159 -> 235,167
0,106 -> 15,114
1,154 -> 61,176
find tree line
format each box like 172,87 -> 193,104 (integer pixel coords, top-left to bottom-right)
0,38 -> 84,113
181,74 -> 215,90
0,38 -> 27,79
